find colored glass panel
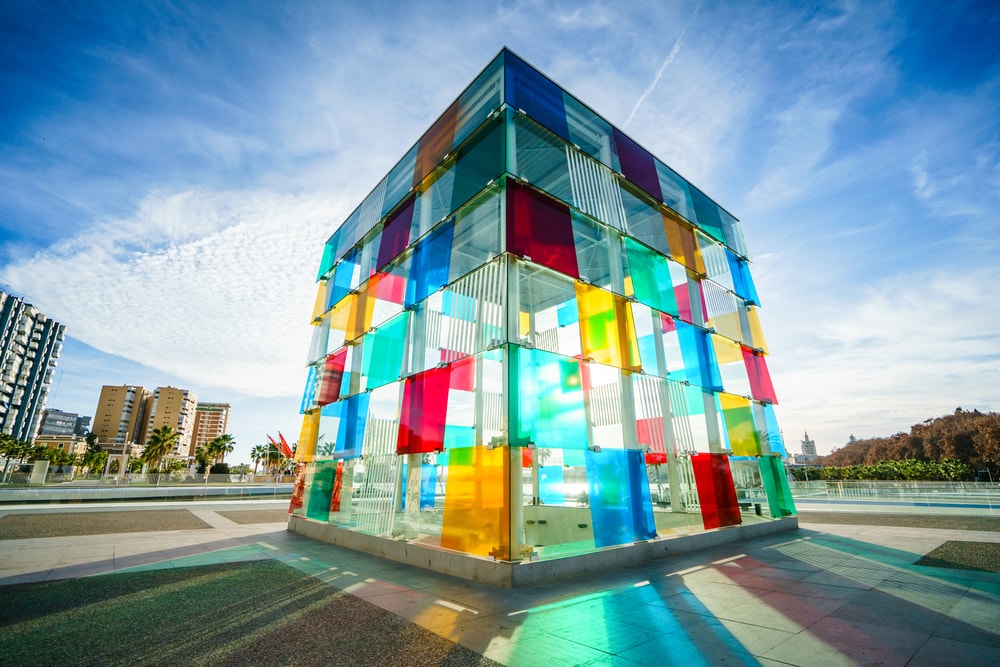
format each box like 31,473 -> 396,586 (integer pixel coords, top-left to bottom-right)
690,453 -> 741,529
572,212 -> 615,292
719,393 -> 760,456
316,242 -> 336,281
296,410 -> 320,462
625,237 -> 679,317
613,127 -> 662,201
414,99 -> 458,187
509,346 -> 589,450
663,210 -> 705,275
420,463 -> 436,510
727,250 -> 760,305
397,364 -> 452,454
512,112 -> 575,206
505,51 -> 569,142
655,162 -> 697,224
743,346 -> 777,404
362,311 -> 410,390
317,348 -> 348,407
760,404 -> 786,456
621,184 -> 669,256
330,461 -> 345,512
300,364 -> 317,413
451,116 -> 504,213
759,455 -> 796,517
576,282 -> 641,371
335,392 -> 370,458
304,460 -> 337,522
745,306 -> 769,354
381,144 -> 418,219
506,181 -> 579,279
585,449 -> 656,548
689,186 -> 726,243
376,194 -> 415,271
675,320 -> 722,390
538,465 -> 566,505
440,445 -> 510,558
405,220 -> 454,308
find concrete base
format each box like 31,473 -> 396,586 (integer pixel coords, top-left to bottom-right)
287,514 -> 799,588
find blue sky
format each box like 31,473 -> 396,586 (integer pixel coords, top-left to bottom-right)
2,0 -> 998,464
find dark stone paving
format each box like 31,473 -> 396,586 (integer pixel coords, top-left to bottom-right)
217,509 -> 290,524
0,560 -> 501,667
0,509 -> 211,540
916,540 -> 1000,574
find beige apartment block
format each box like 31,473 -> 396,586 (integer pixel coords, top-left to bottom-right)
92,385 -> 150,454
145,386 -> 198,457
189,402 -> 231,457
35,434 -> 88,456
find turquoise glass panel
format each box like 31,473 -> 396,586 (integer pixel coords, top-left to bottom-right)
420,463 -> 436,509
304,460 -> 336,522
405,221 -> 454,307
585,449 -> 656,548
538,466 -> 565,505
505,51 -> 569,142
362,311 -> 410,389
335,392 -> 370,458
451,116 -> 504,213
511,346 -> 588,450
689,186 -> 727,243
444,425 -> 475,449
316,242 -> 336,281
625,237 -> 679,316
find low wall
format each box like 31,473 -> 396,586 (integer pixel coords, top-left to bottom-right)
286,514 -> 799,588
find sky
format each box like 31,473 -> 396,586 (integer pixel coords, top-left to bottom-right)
2,0 -> 998,464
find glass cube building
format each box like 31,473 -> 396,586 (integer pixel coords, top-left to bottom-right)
290,48 -> 795,564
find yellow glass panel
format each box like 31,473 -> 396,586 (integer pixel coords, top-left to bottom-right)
712,334 -> 743,365
311,281 -> 328,322
296,410 -> 321,462
746,306 -> 769,354
719,393 -> 760,456
441,446 -> 510,558
329,293 -> 355,340
519,310 -> 531,338
576,283 -> 641,371
347,278 -> 379,341
707,311 -> 742,343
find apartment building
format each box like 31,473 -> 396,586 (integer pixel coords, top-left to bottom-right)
189,402 -> 231,457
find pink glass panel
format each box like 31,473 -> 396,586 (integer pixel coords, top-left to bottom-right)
397,364 -> 452,454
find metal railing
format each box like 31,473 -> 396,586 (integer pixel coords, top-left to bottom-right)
788,480 -> 999,515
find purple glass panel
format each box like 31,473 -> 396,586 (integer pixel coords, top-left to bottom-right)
376,194 -> 416,271
613,128 -> 662,201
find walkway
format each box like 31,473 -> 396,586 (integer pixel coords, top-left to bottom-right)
1,502 -> 998,666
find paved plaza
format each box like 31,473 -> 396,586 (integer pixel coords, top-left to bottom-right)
1,501 -> 998,666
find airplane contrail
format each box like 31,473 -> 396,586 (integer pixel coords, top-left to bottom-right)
623,1 -> 703,129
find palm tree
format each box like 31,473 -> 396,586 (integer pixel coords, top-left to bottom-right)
250,444 -> 269,476
142,426 -> 178,473
206,434 -> 235,464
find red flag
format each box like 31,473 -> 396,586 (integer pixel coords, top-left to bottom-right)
277,432 -> 294,458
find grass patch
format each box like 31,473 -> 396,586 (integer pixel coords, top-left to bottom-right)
0,560 -> 499,666
0,510 -> 210,540
915,541 -> 1000,574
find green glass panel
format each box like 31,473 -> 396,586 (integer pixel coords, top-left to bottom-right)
450,116 -> 505,213
625,237 -> 679,317
362,311 -> 410,389
759,455 -> 796,517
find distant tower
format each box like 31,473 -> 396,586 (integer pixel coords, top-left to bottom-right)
92,385 -> 150,453
801,431 -> 817,462
145,386 -> 199,456
190,402 -> 231,457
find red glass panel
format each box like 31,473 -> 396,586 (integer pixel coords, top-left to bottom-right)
506,181 -> 579,279
376,194 -> 415,271
397,364 -> 452,454
691,452 -> 742,529
742,346 -> 778,404
450,356 -> 476,392
330,461 -> 344,512
316,348 -> 348,407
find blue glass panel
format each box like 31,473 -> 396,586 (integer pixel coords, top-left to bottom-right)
405,221 -> 455,307
585,449 -> 656,548
442,291 -> 477,322
505,52 -> 569,142
539,465 -> 565,505
762,404 -> 786,456
556,300 -> 579,327
676,321 -> 722,391
300,365 -> 317,413
420,463 -> 437,509
327,252 -> 357,311
335,392 -> 370,458
728,251 -> 760,306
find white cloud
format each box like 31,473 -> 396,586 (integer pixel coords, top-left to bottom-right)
5,189 -> 350,397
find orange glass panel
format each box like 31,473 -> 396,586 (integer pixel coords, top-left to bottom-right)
414,100 -> 458,187
576,282 -> 641,370
440,446 -> 510,558
663,210 -> 705,275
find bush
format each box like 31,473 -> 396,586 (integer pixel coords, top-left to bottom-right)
209,463 -> 230,475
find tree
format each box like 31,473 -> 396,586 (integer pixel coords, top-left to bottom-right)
194,445 -> 213,475
250,444 -> 269,475
206,434 -> 235,464
141,426 -> 178,473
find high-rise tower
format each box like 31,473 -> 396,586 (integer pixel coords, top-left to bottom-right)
290,49 -> 795,569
